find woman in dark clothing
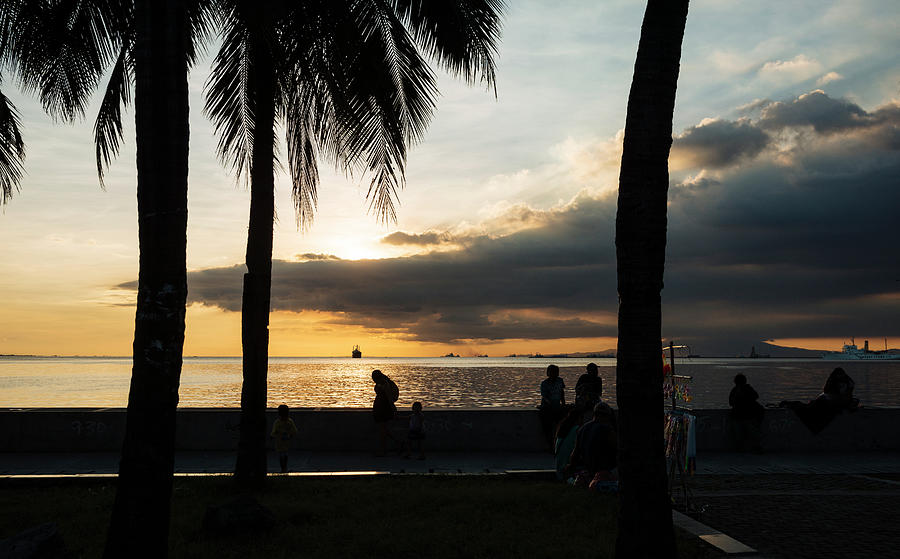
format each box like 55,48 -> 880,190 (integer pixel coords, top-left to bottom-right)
372,370 -> 399,455
539,364 -> 566,449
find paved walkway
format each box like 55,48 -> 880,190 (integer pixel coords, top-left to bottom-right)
696,451 -> 900,475
690,473 -> 900,558
2,450 -> 898,476
0,450 -> 556,476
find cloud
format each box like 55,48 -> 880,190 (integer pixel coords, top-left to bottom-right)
123,93 -> 900,353
296,253 -> 341,261
380,231 -> 457,247
180,189 -> 620,343
759,90 -> 874,134
673,91 -> 900,173
736,98 -> 772,115
816,71 -> 844,86
758,54 -> 823,83
672,118 -> 770,168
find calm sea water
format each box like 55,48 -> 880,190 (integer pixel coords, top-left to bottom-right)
1,356 -> 899,409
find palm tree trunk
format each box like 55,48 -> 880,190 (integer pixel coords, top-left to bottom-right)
104,0 -> 189,556
614,1 -> 689,558
234,39 -> 275,484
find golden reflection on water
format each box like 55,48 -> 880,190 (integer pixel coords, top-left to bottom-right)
1,357 -> 898,408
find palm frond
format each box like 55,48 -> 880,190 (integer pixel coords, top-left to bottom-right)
351,1 -> 438,222
392,0 -> 504,91
284,93 -> 319,230
269,0 -> 503,226
283,0 -> 438,224
204,6 -> 255,186
14,0 -> 125,122
206,1 -> 287,190
94,40 -> 132,188
186,0 -> 216,66
0,0 -> 24,67
0,84 -> 25,204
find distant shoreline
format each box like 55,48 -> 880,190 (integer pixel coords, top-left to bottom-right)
0,353 -> 834,359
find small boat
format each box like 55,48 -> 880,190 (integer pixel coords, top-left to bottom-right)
351,345 -> 362,358
823,338 -> 900,360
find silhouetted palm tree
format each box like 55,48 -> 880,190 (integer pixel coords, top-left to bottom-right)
614,1 -> 689,557
203,0 -> 504,482
10,1 -> 209,555
100,2 -> 199,554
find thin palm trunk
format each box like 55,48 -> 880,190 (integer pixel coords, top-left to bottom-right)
104,0 -> 189,556
235,39 -> 275,483
207,1 -> 504,483
614,1 -> 689,558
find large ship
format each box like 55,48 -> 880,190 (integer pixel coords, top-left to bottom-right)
822,339 -> 900,360
351,345 -> 362,358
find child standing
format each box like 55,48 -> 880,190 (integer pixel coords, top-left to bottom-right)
404,402 -> 426,460
271,404 -> 298,473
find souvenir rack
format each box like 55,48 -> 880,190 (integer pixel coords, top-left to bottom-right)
663,341 -> 698,514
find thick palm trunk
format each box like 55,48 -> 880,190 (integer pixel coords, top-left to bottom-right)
234,42 -> 275,484
104,0 -> 189,556
614,1 -> 689,558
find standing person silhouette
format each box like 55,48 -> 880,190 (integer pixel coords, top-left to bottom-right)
270,404 -> 298,472
372,370 -> 400,456
539,364 -> 566,448
728,374 -> 764,452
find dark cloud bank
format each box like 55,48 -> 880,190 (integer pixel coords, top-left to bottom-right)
173,91 -> 900,354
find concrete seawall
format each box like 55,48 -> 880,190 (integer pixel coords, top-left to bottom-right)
1,408 -> 897,453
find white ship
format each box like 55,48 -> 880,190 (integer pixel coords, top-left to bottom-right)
822,338 -> 900,360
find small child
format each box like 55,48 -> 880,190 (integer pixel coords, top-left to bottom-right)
271,404 -> 298,473
404,401 -> 426,460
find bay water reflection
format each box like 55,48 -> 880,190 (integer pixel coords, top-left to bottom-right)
1,356 -> 899,409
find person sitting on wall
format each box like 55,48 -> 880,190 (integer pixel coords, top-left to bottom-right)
728,374 -> 764,453
822,367 -> 858,408
539,364 -> 566,449
779,367 -> 859,434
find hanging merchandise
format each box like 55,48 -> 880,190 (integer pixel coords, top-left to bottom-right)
663,380 -> 693,403
685,413 -> 697,475
664,410 -> 696,471
662,342 -> 698,513
663,345 -> 693,406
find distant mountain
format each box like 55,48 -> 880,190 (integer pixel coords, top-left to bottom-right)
752,342 -> 824,358
520,342 -> 860,360
518,350 -> 616,358
683,341 -> 825,358
566,350 -> 617,358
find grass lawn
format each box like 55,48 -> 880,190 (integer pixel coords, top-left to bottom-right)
1,476 -> 722,558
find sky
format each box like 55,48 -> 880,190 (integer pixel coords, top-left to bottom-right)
1,0 -> 898,357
